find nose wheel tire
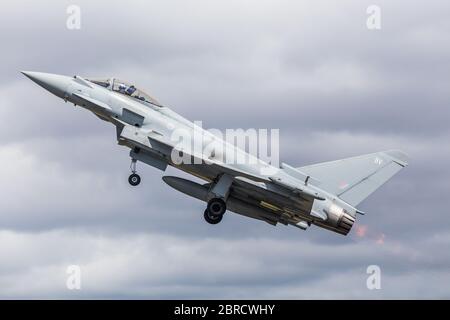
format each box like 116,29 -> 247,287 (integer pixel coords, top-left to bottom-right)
128,173 -> 141,186
204,209 -> 223,224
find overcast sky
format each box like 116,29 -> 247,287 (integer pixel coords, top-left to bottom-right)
0,0 -> 449,298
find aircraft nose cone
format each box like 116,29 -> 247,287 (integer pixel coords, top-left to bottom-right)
21,71 -> 71,99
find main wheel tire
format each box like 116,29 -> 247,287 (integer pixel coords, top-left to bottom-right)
128,173 -> 141,186
204,209 -> 223,224
207,198 -> 226,216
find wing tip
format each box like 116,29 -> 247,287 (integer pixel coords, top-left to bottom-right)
383,149 -> 409,167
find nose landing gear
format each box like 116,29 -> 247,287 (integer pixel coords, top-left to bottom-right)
128,159 -> 141,186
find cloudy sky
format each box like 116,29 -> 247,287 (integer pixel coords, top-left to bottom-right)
0,0 -> 449,298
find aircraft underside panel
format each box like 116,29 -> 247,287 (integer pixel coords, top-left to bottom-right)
130,149 -> 168,172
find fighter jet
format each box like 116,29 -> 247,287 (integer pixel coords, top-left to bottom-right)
22,71 -> 408,235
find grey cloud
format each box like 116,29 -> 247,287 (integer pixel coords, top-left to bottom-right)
1,230 -> 449,299
0,0 -> 449,298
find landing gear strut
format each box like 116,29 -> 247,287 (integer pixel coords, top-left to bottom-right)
128,159 -> 141,186
203,174 -> 233,225
204,198 -> 226,224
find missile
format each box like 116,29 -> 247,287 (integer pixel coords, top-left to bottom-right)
295,221 -> 309,230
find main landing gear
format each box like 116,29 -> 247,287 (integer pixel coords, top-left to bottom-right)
204,198 -> 227,225
202,174 -> 233,225
128,159 -> 141,186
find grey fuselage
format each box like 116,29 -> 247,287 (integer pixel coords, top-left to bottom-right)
22,72 -> 359,235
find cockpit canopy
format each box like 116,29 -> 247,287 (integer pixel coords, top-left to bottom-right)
87,78 -> 162,107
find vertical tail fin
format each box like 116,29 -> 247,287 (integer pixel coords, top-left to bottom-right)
297,150 -> 408,206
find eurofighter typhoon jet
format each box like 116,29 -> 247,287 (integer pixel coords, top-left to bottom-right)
22,72 -> 408,236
